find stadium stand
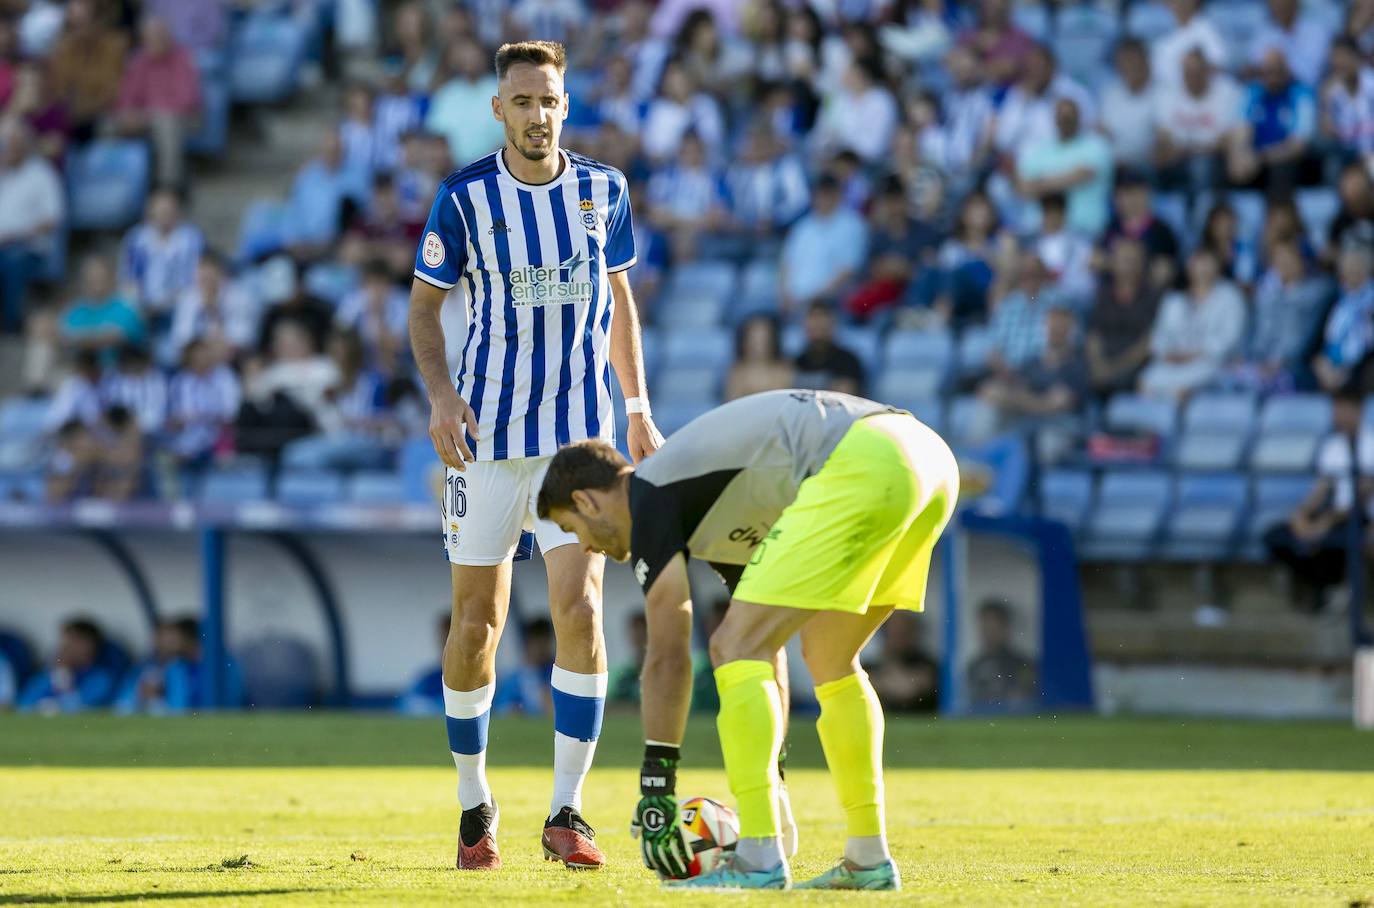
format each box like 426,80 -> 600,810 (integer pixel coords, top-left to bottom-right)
0,0 -> 1371,707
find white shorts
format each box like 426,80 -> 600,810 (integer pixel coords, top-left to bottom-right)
440,456 -> 579,565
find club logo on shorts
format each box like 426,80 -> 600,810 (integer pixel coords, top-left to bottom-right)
449,521 -> 460,547
634,558 -> 649,587
422,232 -> 445,268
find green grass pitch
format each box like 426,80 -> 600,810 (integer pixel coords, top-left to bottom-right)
2,713 -> 1373,906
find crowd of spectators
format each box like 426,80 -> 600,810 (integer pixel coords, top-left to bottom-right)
0,0 -> 1371,609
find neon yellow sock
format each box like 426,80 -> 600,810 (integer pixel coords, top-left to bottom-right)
815,671 -> 885,838
714,659 -> 784,839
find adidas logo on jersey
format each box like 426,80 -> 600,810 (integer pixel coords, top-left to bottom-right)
488,219 -> 511,235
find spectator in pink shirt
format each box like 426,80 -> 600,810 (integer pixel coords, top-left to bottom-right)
110,16 -> 202,189
957,0 -> 1036,90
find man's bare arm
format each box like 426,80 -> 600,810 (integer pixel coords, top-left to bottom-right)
408,278 -> 477,469
641,554 -> 695,746
608,269 -> 664,462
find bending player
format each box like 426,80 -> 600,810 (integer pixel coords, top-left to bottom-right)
537,389 -> 960,890
408,40 -> 662,871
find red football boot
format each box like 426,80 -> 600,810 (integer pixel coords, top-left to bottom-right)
541,806 -> 605,870
456,802 -> 501,871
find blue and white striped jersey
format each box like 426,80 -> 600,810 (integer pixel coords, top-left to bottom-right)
413,148 -> 636,461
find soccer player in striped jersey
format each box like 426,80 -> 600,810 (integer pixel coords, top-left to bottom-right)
408,39 -> 663,873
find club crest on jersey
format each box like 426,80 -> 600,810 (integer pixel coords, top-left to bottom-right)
578,198 -> 598,231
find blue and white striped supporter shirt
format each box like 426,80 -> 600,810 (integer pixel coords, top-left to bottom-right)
414,149 -> 636,461
101,368 -> 168,434
120,222 -> 204,314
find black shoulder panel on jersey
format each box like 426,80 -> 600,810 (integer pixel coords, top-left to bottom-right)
628,469 -> 740,593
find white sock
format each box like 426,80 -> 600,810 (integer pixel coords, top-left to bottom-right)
443,682 -> 494,811
736,836 -> 785,872
549,666 -> 607,817
845,834 -> 891,868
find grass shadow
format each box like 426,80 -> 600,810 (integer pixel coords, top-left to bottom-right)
0,890 -> 323,904
1,714 -> 1372,772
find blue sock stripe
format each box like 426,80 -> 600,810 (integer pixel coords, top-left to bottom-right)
446,711 -> 490,755
552,688 -> 604,742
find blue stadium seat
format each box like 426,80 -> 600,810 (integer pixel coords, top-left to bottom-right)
1228,191 -> 1267,250
347,470 -> 406,504
277,470 -> 344,505
874,368 -> 945,405
66,141 -> 151,231
1251,394 -> 1330,472
303,262 -> 359,306
660,261 -> 736,329
0,630 -> 34,685
1161,472 -> 1248,560
1244,474 -> 1316,558
884,329 -> 953,372
947,395 -> 998,446
836,325 -> 882,376
654,366 -> 720,405
1208,0 -> 1271,70
1153,192 -> 1193,249
1126,1 -> 1176,41
739,259 -> 780,308
653,399 -> 713,436
186,76 -> 231,158
1105,393 -> 1178,438
1012,2 -> 1051,39
229,14 -> 307,104
662,326 -> 730,371
1081,469 -> 1172,560
0,397 -> 50,445
199,466 -> 270,503
398,436 -> 441,504
955,327 -> 993,377
237,198 -> 287,262
1053,5 -> 1119,85
1297,188 -> 1341,254
1174,392 -> 1257,470
640,327 -> 662,385
904,397 -> 944,434
1038,469 -> 1094,534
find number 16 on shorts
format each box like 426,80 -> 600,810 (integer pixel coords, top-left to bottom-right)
445,473 -> 466,547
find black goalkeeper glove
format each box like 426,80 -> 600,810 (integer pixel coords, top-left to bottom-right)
630,743 -> 692,879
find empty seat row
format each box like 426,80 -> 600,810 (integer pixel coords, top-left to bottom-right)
1038,468 -> 1315,562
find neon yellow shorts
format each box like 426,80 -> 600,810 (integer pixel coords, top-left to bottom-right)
733,412 -> 960,613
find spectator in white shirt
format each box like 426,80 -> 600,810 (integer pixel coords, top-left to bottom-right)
1099,38 -> 1158,169
44,349 -> 104,433
1248,0 -> 1331,89
1153,48 -> 1244,192
1138,246 -> 1247,400
509,0 -> 589,46
724,122 -> 810,239
1151,0 -> 1228,90
1321,37 -> 1374,160
168,253 -> 260,366
640,59 -> 725,164
0,119 -> 64,333
119,187 -> 204,321
936,44 -> 995,183
780,173 -> 868,314
811,59 -> 899,164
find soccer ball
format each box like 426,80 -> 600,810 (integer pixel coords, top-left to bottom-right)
679,796 -> 739,878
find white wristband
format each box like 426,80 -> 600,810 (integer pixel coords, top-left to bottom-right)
625,396 -> 651,415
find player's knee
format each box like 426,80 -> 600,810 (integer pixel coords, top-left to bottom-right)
708,625 -> 750,668
449,611 -> 500,660
550,592 -> 600,642
801,640 -> 860,686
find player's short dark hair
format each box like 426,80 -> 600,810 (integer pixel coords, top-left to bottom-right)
536,439 -> 629,519
494,40 -> 567,81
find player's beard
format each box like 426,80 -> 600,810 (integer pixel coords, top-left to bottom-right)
511,125 -> 556,161
585,513 -> 627,561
